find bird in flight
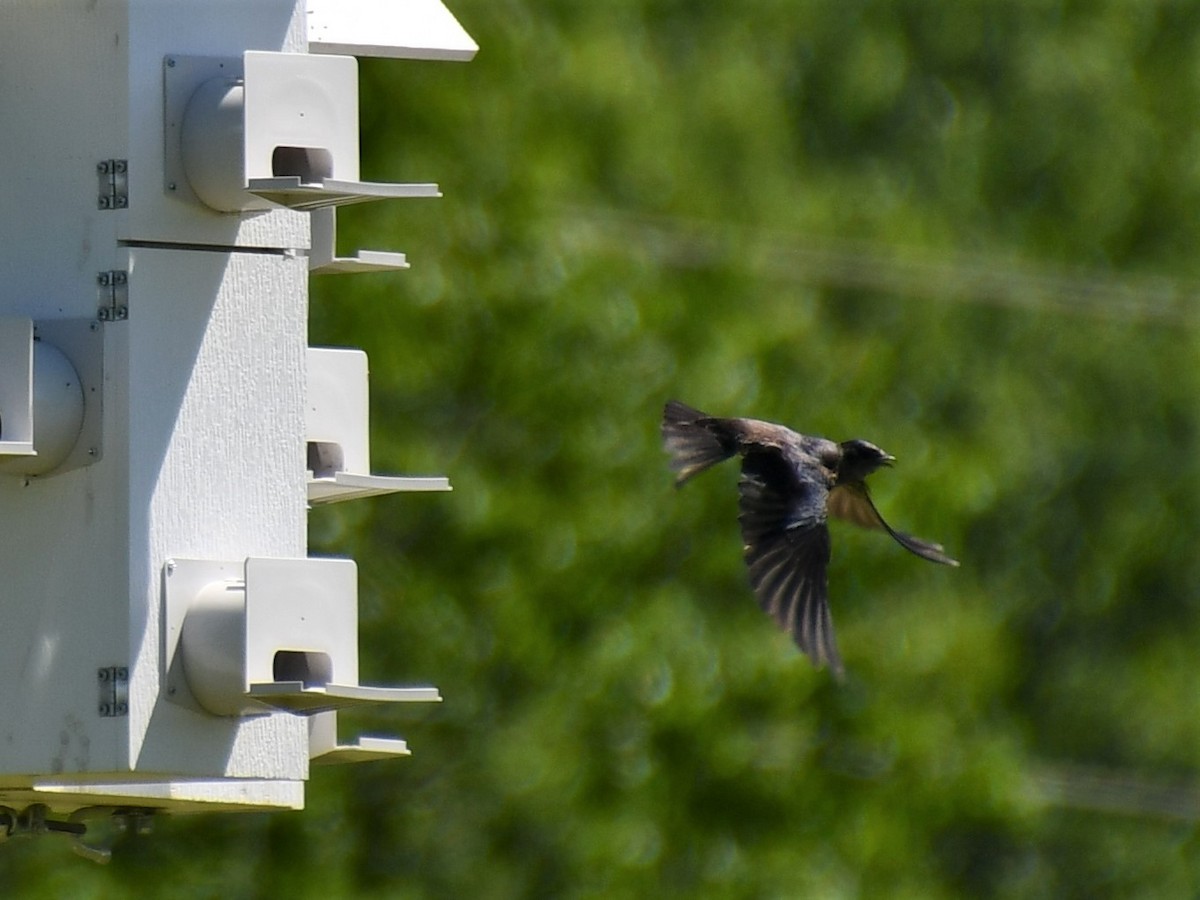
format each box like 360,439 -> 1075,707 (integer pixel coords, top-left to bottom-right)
662,400 -> 957,676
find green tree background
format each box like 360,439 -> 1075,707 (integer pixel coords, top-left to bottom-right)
8,1 -> 1200,896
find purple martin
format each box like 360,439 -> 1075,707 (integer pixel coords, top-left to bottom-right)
662,400 -> 957,676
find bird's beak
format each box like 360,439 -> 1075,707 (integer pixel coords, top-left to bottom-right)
882,454 -> 896,467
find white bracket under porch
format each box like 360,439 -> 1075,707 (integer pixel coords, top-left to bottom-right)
309,207 -> 411,274
308,711 -> 413,765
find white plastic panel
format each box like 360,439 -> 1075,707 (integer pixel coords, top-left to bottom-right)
10,342 -> 84,475
306,346 -> 453,503
0,320 -> 102,477
308,347 -> 371,475
243,50 -> 361,182
244,556 -> 361,692
0,317 -> 34,457
163,557 -> 242,715
32,319 -> 105,475
307,0 -> 479,61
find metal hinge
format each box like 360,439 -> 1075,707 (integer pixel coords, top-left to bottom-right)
97,666 -> 129,717
96,270 -> 128,321
96,159 -> 128,210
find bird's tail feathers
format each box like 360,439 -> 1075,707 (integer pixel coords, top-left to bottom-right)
662,400 -> 736,485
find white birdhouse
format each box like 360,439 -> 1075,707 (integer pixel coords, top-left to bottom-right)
0,0 -> 474,857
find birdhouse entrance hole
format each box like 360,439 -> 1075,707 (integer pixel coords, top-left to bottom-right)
307,441 -> 344,479
273,650 -> 333,688
272,146 -> 334,182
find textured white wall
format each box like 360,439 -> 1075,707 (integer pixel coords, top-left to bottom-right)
129,248 -> 309,780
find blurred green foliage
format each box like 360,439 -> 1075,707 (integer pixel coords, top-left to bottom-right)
8,1 -> 1200,896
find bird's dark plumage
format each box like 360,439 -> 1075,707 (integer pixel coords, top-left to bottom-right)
662,400 -> 957,676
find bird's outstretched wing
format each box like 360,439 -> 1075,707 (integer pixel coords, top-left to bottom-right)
827,483 -> 959,566
737,451 -> 843,675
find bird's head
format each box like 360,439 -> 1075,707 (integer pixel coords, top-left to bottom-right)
837,439 -> 895,481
